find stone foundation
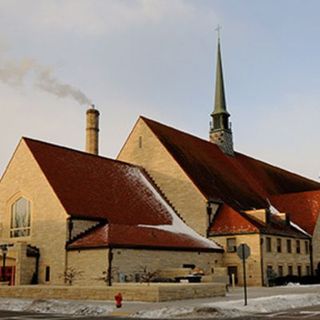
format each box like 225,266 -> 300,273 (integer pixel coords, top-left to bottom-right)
0,283 -> 226,302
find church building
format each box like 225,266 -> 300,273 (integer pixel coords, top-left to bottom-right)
0,35 -> 319,288
0,107 -> 223,286
118,37 -> 320,286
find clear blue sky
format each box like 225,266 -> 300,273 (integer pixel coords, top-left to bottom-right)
0,0 -> 319,180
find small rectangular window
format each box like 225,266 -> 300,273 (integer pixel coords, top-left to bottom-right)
296,240 -> 301,254
278,265 -> 283,277
287,239 -> 292,253
45,266 -> 50,282
226,238 -> 236,252
266,237 -> 272,252
277,238 -> 282,253
288,265 -> 293,276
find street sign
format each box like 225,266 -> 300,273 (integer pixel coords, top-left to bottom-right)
237,243 -> 251,306
237,243 -> 251,260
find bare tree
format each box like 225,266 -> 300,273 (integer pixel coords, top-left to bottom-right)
139,266 -> 159,285
60,267 -> 83,286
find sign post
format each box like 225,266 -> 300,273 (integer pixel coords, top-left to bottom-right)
237,243 -> 250,306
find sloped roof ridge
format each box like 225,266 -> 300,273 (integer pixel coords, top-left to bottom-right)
271,188 -> 320,198
22,136 -> 141,169
140,117 -> 320,186
237,152 -> 320,186
140,116 -> 223,152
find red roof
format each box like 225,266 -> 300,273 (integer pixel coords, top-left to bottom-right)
23,138 -> 221,252
271,190 -> 320,234
210,204 -> 310,238
141,117 -> 320,212
68,224 -> 220,251
210,205 -> 259,234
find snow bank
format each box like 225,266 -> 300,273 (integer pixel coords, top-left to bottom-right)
133,293 -> 320,318
0,298 -> 113,316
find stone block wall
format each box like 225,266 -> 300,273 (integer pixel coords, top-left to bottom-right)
212,234 -> 262,286
14,242 -> 36,285
112,248 -> 223,282
213,233 -> 312,286
0,140 -> 68,285
118,119 -> 209,236
312,217 -> 320,273
0,283 -> 225,302
262,235 -> 311,284
67,247 -> 223,286
67,248 -> 108,286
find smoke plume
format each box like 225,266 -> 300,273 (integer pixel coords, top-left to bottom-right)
0,53 -> 91,105
35,66 -> 92,105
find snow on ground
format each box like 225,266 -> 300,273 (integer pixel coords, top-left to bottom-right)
1,286 -> 320,317
0,298 -> 114,316
132,293 -> 320,318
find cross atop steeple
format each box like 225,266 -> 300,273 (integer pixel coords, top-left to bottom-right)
209,30 -> 234,156
215,24 -> 221,40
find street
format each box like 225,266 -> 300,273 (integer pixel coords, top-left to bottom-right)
1,304 -> 320,320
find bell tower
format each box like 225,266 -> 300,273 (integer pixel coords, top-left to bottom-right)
209,31 -> 234,156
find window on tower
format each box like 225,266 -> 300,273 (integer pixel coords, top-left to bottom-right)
223,117 -> 228,129
214,117 -> 220,129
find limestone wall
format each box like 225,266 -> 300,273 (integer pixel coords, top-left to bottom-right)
112,248 -> 223,281
212,234 -> 262,286
312,217 -> 320,273
262,235 -> 311,284
213,233 -> 312,286
0,140 -> 68,285
118,119 -> 209,236
67,247 -> 223,286
67,249 -> 108,286
14,242 -> 37,285
0,283 -> 225,302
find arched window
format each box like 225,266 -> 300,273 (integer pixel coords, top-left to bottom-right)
10,197 -> 31,237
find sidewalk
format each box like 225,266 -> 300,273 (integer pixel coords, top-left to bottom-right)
110,284 -> 320,316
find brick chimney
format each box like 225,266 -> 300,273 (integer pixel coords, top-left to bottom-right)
85,104 -> 99,155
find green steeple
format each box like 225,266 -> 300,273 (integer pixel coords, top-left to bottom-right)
209,33 -> 234,156
212,38 -> 229,116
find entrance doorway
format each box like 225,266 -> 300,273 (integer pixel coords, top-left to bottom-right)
227,266 -> 238,285
0,266 -> 15,285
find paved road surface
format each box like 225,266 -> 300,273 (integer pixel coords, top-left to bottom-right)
1,304 -> 320,319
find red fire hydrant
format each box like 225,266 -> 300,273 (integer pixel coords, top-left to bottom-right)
114,292 -> 123,308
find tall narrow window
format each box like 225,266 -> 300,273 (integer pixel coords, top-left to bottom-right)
266,237 -> 272,252
297,265 -> 302,277
45,266 -> 50,282
287,239 -> 292,253
277,238 -> 282,253
138,136 -> 142,148
305,241 -> 309,254
296,240 -> 301,254
10,197 -> 31,238
278,265 -> 283,277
